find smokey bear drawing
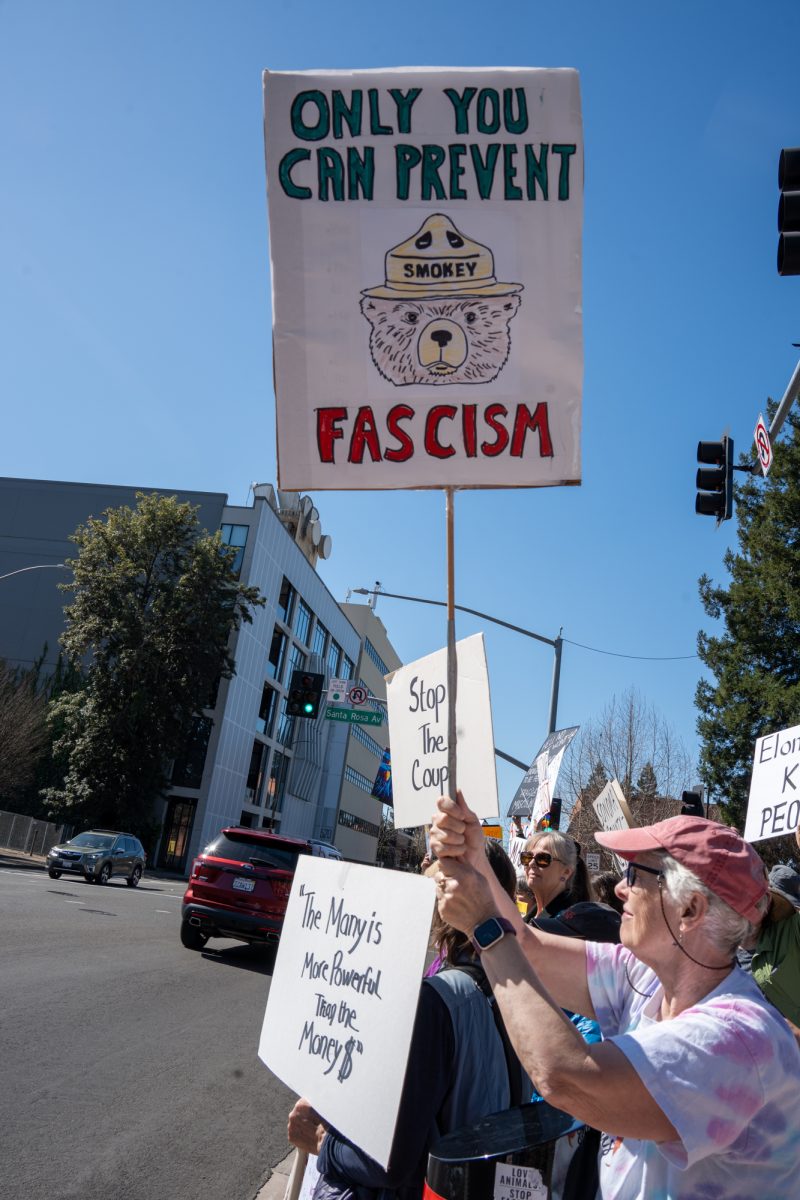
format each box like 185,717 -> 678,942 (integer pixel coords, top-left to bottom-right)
360,213 -> 523,387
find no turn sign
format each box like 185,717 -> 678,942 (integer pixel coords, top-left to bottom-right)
348,685 -> 368,707
754,412 -> 773,476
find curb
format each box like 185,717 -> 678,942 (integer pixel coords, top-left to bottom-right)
254,1150 -> 296,1200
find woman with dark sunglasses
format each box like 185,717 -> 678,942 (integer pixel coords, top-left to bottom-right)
520,829 -> 592,923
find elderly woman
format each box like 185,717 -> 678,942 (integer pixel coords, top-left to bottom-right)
431,792 -> 800,1198
520,828 -> 591,921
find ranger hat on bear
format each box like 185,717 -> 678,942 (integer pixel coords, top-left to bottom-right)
362,213 -> 523,300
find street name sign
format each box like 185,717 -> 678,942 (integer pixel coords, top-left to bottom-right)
325,705 -> 384,726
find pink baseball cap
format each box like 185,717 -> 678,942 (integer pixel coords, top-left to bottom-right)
595,815 -> 768,923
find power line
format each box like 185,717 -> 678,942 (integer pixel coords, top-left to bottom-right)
562,637 -> 697,662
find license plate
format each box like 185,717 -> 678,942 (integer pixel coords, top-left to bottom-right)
232,877 -> 255,893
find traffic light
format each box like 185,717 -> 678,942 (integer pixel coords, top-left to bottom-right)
696,436 -> 734,524
287,670 -> 325,720
778,147 -> 800,276
681,790 -> 705,818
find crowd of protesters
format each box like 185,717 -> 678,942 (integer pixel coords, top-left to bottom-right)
288,804 -> 800,1199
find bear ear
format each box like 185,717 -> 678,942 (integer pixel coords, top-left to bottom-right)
502,294 -> 522,314
360,296 -> 378,321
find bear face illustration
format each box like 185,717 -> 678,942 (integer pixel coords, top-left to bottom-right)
361,213 -> 524,388
360,294 -> 522,386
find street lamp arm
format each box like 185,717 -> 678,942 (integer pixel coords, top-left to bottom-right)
0,563 -> 68,583
353,587 -> 558,648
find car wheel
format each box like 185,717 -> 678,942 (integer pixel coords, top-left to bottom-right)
127,866 -> 142,888
84,874 -> 96,884
97,863 -> 112,885
48,869 -> 61,879
180,920 -> 208,951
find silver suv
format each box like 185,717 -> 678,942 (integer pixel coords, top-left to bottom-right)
47,830 -> 146,886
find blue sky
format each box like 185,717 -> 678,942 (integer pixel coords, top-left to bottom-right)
2,1 -> 799,812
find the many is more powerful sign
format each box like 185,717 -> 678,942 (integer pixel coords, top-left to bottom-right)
385,633 -> 499,828
744,723 -> 800,843
263,67 -> 583,490
259,858 -> 435,1168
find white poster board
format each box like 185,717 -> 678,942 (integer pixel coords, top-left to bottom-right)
744,724 -> 800,843
386,632 -> 499,827
593,779 -> 634,873
259,858 -> 435,1168
263,67 -> 583,490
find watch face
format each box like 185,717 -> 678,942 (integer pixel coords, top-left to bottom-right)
474,918 -> 504,949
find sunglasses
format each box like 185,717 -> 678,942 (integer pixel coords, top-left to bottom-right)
520,851 -> 561,868
625,862 -> 663,889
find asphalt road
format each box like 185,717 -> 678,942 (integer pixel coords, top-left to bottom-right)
2,863 -> 297,1200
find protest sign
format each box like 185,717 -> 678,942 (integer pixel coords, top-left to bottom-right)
592,779 -> 634,872
508,834 -> 526,868
744,723 -> 800,843
386,633 -> 498,827
263,67 -> 583,490
259,857 -> 435,1168
507,726 -> 579,822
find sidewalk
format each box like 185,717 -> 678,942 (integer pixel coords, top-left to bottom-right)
254,1150 -> 295,1200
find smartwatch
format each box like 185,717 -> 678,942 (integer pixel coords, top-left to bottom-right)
470,916 -> 517,955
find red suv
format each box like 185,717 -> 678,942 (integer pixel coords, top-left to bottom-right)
180,826 -> 311,951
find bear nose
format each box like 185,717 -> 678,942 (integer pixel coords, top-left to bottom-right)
430,329 -> 452,348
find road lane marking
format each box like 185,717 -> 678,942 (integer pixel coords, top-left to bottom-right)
64,900 -> 84,905
155,909 -> 174,914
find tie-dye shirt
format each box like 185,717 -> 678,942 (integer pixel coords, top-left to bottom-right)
585,940 -> 800,1200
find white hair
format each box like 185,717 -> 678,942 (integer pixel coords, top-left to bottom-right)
656,852 -> 768,957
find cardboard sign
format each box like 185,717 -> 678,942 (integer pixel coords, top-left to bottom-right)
386,632 -> 499,827
259,858 -> 435,1168
745,724 -> 800,843
263,67 -> 583,490
507,727 -> 579,820
592,779 -> 634,872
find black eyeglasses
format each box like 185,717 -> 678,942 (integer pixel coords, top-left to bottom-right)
625,862 -> 663,889
520,851 -> 562,868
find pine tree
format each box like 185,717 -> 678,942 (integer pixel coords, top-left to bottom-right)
696,406 -> 800,849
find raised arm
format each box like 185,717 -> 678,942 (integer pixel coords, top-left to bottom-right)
431,792 -> 593,1018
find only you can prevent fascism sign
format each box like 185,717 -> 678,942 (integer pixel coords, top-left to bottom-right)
263,67 -> 583,491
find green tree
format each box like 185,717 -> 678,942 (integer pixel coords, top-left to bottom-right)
696,406 -> 800,854
44,493 -> 263,844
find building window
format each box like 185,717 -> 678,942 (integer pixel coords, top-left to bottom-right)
312,620 -> 328,659
239,810 -> 255,828
341,655 -> 354,681
351,723 -> 383,758
245,739 -> 268,804
344,765 -> 375,794
266,750 -> 289,815
338,809 -> 380,838
364,638 -> 390,677
171,717 -> 211,789
268,627 -> 287,681
295,598 -> 312,645
220,523 -> 249,576
256,683 -> 277,736
277,577 -> 295,625
327,639 -> 342,679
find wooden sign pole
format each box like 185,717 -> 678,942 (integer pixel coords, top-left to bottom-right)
445,488 -> 458,803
